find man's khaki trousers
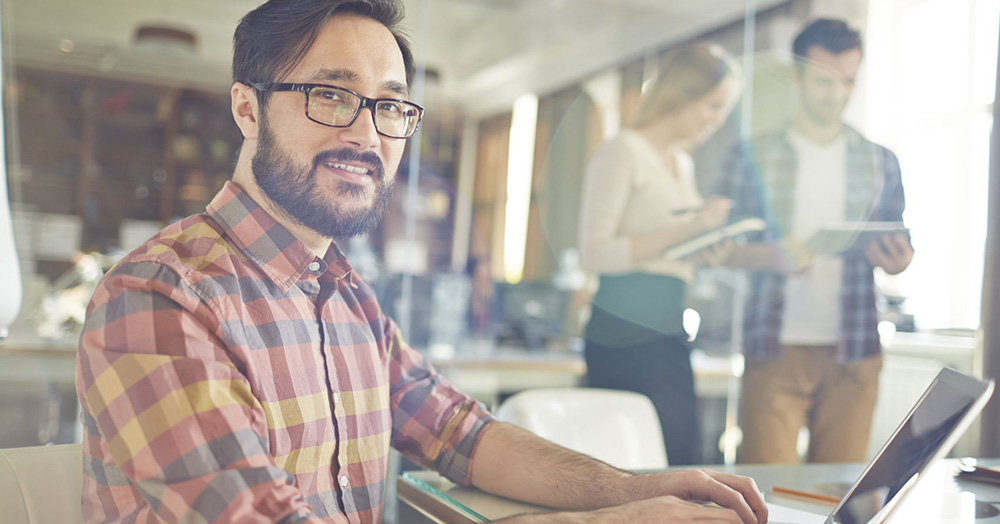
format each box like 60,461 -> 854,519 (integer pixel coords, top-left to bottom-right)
738,345 -> 883,464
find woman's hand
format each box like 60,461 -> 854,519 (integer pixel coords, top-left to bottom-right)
694,197 -> 733,232
692,239 -> 734,266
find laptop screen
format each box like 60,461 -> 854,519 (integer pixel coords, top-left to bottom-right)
830,369 -> 992,524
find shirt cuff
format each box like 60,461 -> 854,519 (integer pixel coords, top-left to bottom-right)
434,401 -> 497,486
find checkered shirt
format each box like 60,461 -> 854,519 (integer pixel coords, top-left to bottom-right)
76,181 -> 495,524
714,126 -> 906,362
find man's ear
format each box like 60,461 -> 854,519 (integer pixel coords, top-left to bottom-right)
231,82 -> 260,140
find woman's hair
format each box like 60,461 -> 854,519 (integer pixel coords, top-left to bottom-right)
631,43 -> 736,127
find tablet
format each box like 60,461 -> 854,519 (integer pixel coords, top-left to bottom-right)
663,217 -> 766,260
806,222 -> 909,256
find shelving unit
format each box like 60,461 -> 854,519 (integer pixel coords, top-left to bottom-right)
7,66 -> 462,286
8,67 -> 242,280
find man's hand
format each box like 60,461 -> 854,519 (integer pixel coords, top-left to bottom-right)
625,469 -> 768,524
496,469 -> 768,524
475,423 -> 767,524
588,494 -> 757,524
777,239 -> 814,274
864,233 -> 913,275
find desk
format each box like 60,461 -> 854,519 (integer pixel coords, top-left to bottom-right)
429,344 -> 738,409
398,460 -> 1000,523
0,338 -> 79,446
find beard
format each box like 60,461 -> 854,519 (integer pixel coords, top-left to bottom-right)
251,116 -> 394,239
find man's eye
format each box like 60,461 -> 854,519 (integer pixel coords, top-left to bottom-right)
378,102 -> 402,116
317,90 -> 344,102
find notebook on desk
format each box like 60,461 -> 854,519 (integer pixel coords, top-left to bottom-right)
770,366 -> 994,524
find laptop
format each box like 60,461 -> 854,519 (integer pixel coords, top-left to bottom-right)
771,367 -> 995,524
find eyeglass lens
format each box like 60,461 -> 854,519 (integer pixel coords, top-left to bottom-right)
306,86 -> 420,138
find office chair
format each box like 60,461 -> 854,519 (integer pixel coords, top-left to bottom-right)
0,444 -> 84,524
495,388 -> 668,470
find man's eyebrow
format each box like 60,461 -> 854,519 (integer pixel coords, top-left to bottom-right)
382,80 -> 409,98
308,69 -> 410,98
309,68 -> 358,84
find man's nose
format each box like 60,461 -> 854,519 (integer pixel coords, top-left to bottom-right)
339,107 -> 380,150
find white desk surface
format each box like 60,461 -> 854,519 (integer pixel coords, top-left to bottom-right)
400,459 -> 1000,523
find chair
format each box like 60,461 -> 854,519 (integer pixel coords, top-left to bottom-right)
495,388 -> 668,470
0,444 -> 84,524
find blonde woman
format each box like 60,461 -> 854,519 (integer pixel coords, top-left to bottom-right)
579,43 -> 738,465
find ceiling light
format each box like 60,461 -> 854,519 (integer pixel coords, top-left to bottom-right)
133,24 -> 197,56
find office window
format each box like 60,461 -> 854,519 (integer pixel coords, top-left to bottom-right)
866,0 -> 998,329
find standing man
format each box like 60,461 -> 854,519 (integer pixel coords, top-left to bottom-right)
716,18 -> 914,464
77,1 -> 767,523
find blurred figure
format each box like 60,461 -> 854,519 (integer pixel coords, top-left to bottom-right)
467,255 -> 498,336
579,43 -> 738,465
716,19 -> 914,464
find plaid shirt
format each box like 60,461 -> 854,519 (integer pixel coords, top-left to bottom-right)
76,181 -> 495,524
714,126 -> 906,362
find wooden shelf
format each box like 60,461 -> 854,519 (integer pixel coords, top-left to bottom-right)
10,66 -> 241,252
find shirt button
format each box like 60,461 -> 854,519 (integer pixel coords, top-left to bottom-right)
307,261 -> 321,272
339,474 -> 349,487
332,392 -> 340,404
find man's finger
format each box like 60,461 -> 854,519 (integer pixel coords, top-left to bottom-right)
865,242 -> 887,267
702,470 -> 768,524
892,234 -> 914,257
881,234 -> 905,258
682,470 -> 761,524
691,504 -> 743,523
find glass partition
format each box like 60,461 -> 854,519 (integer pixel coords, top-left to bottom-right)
0,0 -> 995,521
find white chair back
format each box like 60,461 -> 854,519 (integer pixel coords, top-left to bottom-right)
496,388 -> 668,470
0,444 -> 84,524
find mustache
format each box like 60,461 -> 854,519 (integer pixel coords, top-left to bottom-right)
314,148 -> 385,181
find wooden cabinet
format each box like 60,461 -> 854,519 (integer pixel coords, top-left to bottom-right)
6,67 -> 241,280
6,67 -> 465,285
168,90 -> 240,220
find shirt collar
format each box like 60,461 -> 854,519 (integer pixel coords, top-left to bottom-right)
206,181 -> 355,291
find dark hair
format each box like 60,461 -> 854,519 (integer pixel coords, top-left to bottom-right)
631,43 -> 737,127
232,0 -> 414,105
793,18 -> 863,62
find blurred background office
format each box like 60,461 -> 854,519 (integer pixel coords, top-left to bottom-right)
1,0 -> 999,520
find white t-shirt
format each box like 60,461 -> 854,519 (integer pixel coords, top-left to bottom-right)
578,130 -> 704,282
780,131 -> 847,345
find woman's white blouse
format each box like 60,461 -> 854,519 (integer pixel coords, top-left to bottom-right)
578,130 -> 705,283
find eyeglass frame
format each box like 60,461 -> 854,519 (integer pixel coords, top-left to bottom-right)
249,82 -> 425,139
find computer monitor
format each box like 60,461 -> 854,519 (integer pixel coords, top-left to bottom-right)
495,282 -> 570,349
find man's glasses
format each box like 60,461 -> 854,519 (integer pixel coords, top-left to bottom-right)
250,82 -> 424,139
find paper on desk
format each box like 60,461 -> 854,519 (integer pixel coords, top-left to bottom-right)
766,501 -> 827,524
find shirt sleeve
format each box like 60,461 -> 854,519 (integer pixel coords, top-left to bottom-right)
383,317 -> 495,486
713,141 -> 774,242
77,259 -> 323,524
578,138 -> 637,274
878,147 -> 906,223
